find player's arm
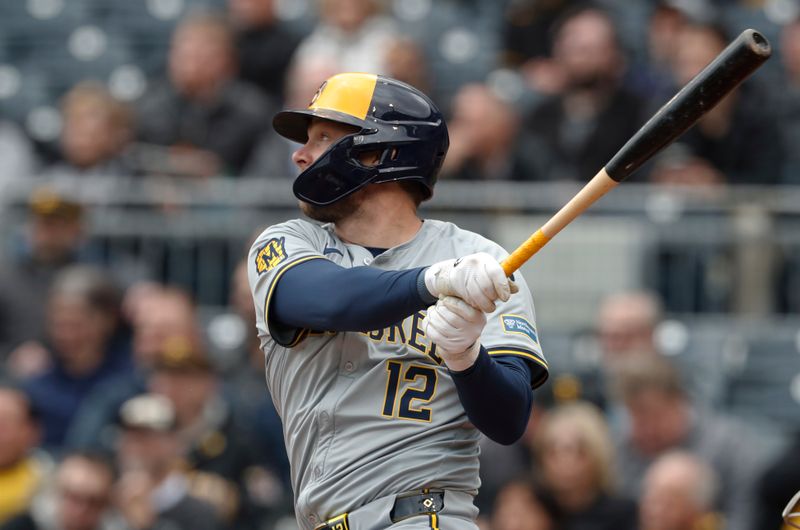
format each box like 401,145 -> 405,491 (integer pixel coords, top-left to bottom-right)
271,258 -> 435,333
423,297 -> 542,445
268,252 -> 514,340
451,351 -> 536,445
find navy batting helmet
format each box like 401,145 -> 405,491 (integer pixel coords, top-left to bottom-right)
272,73 -> 449,206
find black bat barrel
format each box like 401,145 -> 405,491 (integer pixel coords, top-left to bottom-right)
605,29 -> 772,182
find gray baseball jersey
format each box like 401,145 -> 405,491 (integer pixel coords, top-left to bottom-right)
247,218 -> 548,529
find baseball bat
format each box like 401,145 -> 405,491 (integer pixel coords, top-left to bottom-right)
500,28 -> 772,276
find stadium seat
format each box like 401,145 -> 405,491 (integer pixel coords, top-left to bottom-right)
0,64 -> 51,124
24,26 -> 134,96
721,320 -> 800,430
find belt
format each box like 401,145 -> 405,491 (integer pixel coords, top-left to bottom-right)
314,490 -> 445,530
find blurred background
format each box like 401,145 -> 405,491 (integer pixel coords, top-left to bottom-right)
0,0 -> 799,530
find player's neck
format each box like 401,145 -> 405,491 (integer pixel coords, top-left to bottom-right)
335,187 -> 422,249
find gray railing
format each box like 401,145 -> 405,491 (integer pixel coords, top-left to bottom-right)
1,176 -> 799,322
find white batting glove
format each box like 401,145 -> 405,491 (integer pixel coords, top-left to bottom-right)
422,296 -> 486,372
424,252 -> 515,313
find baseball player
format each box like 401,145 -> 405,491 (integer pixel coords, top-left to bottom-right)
248,73 -> 548,530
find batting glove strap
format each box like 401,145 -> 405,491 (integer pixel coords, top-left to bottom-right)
422,296 -> 485,372
424,253 -> 512,313
416,268 -> 438,305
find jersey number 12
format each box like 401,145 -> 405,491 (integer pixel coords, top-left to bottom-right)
381,361 -> 437,422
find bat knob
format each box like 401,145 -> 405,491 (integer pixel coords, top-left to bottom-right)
745,29 -> 772,57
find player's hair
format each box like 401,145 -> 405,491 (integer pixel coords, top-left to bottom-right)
611,355 -> 686,401
533,401 -> 617,494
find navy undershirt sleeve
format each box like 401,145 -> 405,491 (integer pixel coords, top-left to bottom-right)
271,258 -> 436,332
450,348 -> 534,445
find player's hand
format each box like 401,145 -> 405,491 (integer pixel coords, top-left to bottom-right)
422,296 -> 486,371
424,252 -> 515,313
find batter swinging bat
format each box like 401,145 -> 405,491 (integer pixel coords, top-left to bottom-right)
500,28 -> 772,276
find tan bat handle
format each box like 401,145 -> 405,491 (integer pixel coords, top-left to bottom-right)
500,168 -> 619,276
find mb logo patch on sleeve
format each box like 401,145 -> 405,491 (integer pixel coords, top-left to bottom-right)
501,314 -> 539,346
255,237 -> 287,274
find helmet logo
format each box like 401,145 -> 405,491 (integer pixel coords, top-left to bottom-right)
309,81 -> 328,107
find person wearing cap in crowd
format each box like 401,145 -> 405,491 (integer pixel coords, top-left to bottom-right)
0,188 -> 86,371
0,451 -> 119,530
0,385 -> 49,525
115,394 -> 221,530
147,338 -> 281,528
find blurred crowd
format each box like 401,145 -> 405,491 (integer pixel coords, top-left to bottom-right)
0,0 -> 799,186
0,211 -> 798,530
1,1 -> 800,530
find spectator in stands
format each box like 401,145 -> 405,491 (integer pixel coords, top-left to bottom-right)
1,451 -> 117,530
0,385 -> 47,525
441,83 -> 536,181
597,290 -> 662,365
383,37 -> 431,98
628,2 -> 687,105
612,356 -> 776,530
0,189 -> 85,370
136,13 -> 273,177
66,286 -> 202,451
638,451 -> 721,530
776,17 -> 800,184
753,432 -> 800,530
490,479 -> 555,530
44,83 -> 133,179
0,118 -> 36,182
128,287 -> 203,369
291,0 -> 397,74
146,341 -> 278,527
223,260 -> 289,486
23,266 -> 131,450
650,22 -> 782,186
228,0 -> 300,103
501,0 -> 571,95
559,290 -> 663,419
477,428 -> 534,518
115,394 -> 220,530
532,402 -> 637,530
520,6 -> 645,182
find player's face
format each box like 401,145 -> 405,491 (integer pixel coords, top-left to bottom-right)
292,118 -> 359,172
293,119 -> 366,223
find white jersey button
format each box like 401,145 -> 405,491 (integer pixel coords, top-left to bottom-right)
308,515 -> 318,525
344,361 -> 355,372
